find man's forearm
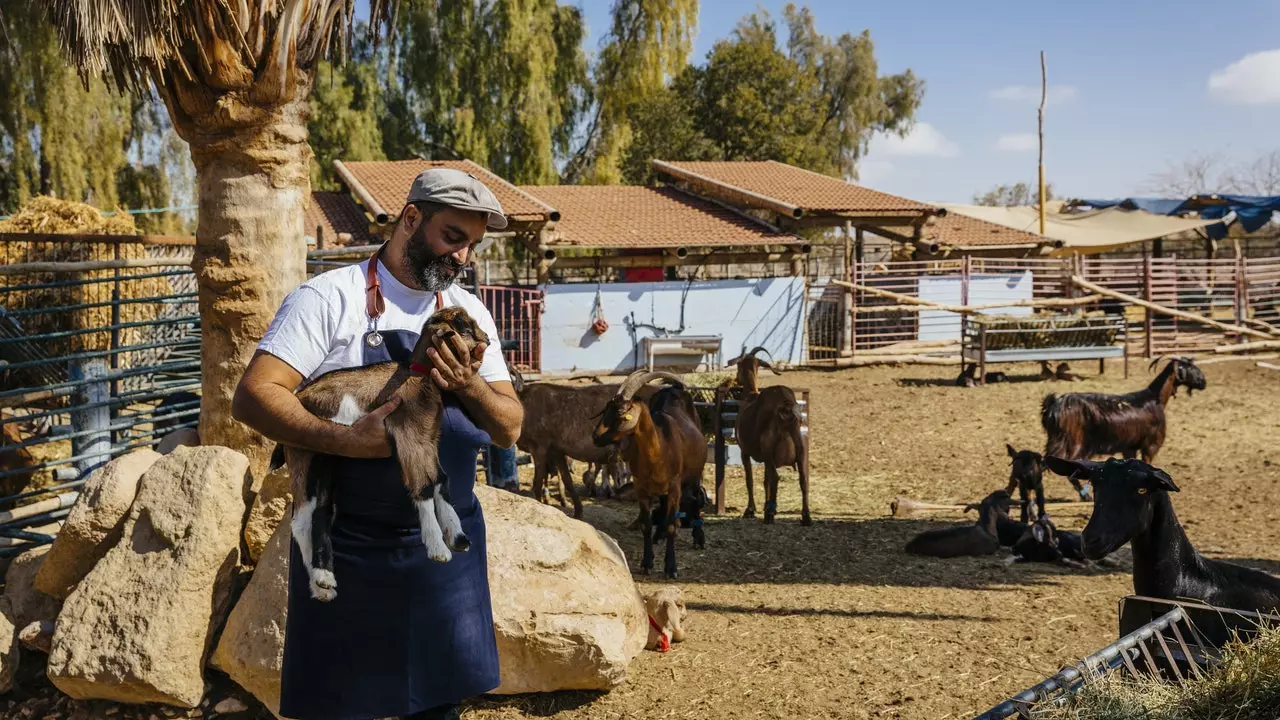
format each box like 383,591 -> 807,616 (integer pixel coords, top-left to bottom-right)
232,382 -> 360,457
455,379 -> 523,447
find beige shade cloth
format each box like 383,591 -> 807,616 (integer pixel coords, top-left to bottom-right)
937,202 -> 1220,255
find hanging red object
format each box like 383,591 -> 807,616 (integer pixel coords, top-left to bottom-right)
591,316 -> 609,335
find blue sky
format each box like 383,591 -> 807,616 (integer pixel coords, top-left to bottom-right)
360,1 -> 1280,204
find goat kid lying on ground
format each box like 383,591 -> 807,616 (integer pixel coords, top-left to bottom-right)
905,490 -> 1014,558
956,364 -> 1007,386
1004,444 -> 1046,523
1046,456 -> 1280,614
1007,513 -> 1092,569
1041,356 -> 1206,500
593,371 -> 707,578
271,306 -> 486,601
730,346 -> 811,525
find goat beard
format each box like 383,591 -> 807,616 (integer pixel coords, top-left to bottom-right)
405,225 -> 465,292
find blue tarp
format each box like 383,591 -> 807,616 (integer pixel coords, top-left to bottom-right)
1073,195 -> 1280,240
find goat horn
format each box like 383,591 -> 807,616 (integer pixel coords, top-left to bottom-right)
618,371 -> 685,401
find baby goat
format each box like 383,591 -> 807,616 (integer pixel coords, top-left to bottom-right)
1041,356 -> 1205,499
905,490 -> 1013,558
1046,456 -> 1280,614
1003,444 -> 1046,523
271,306 -> 487,601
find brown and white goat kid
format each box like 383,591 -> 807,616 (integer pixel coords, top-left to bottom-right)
270,306 -> 488,601
730,347 -> 810,525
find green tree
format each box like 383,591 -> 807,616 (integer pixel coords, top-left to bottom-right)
973,182 -> 1054,207
309,31 -> 387,190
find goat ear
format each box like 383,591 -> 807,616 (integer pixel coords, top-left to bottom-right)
1032,523 -> 1047,543
727,356 -> 740,367
1006,443 -> 1017,458
1044,456 -> 1099,480
1146,468 -> 1180,493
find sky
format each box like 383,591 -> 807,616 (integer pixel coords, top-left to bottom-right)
360,1 -> 1280,205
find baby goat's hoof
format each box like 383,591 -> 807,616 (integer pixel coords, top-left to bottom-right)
426,545 -> 453,563
310,569 -> 338,602
449,533 -> 471,553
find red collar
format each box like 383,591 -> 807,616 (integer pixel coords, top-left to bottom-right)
647,615 -> 670,653
408,361 -> 432,376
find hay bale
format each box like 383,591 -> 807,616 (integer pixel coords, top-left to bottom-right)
0,197 -> 173,389
971,313 -> 1119,351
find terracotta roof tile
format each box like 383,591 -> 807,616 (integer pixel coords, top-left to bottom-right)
655,160 -> 935,215
304,191 -> 378,245
926,212 -> 1045,248
518,185 -> 796,249
338,159 -> 556,224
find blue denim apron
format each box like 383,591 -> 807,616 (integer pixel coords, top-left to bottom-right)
279,321 -> 501,720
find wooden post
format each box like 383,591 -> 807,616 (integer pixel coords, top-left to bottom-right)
70,359 -> 111,478
961,254 -> 971,306
316,225 -> 327,250
713,387 -> 727,515
1143,256 -> 1154,359
1038,50 -> 1048,236
855,227 -> 865,265
842,222 -> 852,284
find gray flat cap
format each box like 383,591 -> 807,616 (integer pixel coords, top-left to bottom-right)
405,167 -> 508,230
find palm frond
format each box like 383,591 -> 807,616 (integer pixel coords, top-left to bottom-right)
34,0 -> 401,96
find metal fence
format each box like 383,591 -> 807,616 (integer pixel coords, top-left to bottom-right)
806,254 -> 1280,363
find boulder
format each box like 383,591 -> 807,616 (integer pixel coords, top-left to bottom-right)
243,466 -> 291,564
0,597 -> 17,694
34,449 -> 160,599
3,545 -> 61,630
480,484 -> 648,694
46,446 -> 250,707
210,509 -> 291,718
157,428 -> 200,455
212,485 -> 647,709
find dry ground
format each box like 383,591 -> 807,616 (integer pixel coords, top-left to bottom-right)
472,358 -> 1280,720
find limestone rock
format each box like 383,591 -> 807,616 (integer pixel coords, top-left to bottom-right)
242,466 -> 290,565
210,510 -> 290,718
3,545 -> 61,630
19,619 -> 54,654
46,446 -> 250,707
479,484 -> 648,694
157,428 -> 200,455
34,449 -> 160,599
0,597 -> 18,694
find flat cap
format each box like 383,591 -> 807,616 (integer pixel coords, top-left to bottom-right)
405,167 -> 508,230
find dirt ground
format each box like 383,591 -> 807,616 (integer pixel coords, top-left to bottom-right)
471,358 -> 1280,720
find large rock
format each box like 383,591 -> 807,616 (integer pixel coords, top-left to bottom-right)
212,485 -> 647,710
0,597 -> 17,694
243,466 -> 290,564
34,449 -> 160,599
46,446 -> 250,707
211,509 -> 291,718
3,545 -> 61,630
480,484 -> 648,694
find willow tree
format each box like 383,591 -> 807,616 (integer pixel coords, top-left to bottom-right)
39,1 -> 397,474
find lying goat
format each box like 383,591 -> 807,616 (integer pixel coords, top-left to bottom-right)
1003,444 -> 1046,523
1047,456 -> 1280,614
957,364 -> 1008,386
271,306 -> 485,601
643,586 -> 688,652
1041,356 -> 1205,499
1008,513 -> 1089,568
905,490 -> 1012,558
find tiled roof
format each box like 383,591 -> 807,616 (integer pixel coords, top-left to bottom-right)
517,185 -> 796,249
654,160 -> 936,215
304,192 -> 377,245
926,212 -> 1045,248
337,159 -> 557,225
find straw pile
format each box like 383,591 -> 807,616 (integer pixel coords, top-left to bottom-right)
971,312 -> 1120,351
684,370 -> 736,441
1033,623 -> 1280,719
0,196 -> 170,387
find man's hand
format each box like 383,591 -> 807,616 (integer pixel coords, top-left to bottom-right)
428,331 -> 486,392
343,396 -> 403,458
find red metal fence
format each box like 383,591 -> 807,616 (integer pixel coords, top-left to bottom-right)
475,285 -> 543,372
808,254 -> 1280,363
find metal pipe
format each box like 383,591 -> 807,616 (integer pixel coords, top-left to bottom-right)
333,160 -> 390,224
0,268 -> 193,294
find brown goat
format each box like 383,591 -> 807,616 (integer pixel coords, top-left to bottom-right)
592,371 -> 707,579
729,347 -> 811,525
269,306 -> 487,602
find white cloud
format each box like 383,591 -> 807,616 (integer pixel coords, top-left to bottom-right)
855,160 -> 895,186
996,133 -> 1038,152
1208,50 -> 1280,105
872,122 -> 959,158
989,85 -> 1078,106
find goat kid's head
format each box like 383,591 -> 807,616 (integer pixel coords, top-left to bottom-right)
1150,356 -> 1207,396
644,586 -> 688,647
1006,444 -> 1044,489
591,371 -> 684,447
727,346 -> 778,391
416,307 -> 489,364
1045,456 -> 1179,560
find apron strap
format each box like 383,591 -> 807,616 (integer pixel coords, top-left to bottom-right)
366,243 -> 446,322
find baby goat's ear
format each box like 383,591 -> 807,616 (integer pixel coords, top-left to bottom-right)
1031,523 -> 1047,544
1006,443 -> 1017,459
1145,467 -> 1180,493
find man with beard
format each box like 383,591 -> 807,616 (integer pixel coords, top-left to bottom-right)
232,168 -> 523,720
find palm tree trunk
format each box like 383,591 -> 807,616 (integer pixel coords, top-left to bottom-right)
184,88 -> 313,484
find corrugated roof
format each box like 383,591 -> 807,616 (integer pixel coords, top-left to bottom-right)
518,185 -> 796,249
304,191 -> 377,245
654,160 -> 935,215
338,159 -> 557,225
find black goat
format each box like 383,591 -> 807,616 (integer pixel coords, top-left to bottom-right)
1009,514 -> 1088,568
957,364 -> 1008,386
1046,456 -> 1280,614
905,490 -> 1012,558
1041,357 -> 1205,500
1003,444 -> 1046,523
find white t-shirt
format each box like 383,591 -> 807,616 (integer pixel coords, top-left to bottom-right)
257,259 -> 511,387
